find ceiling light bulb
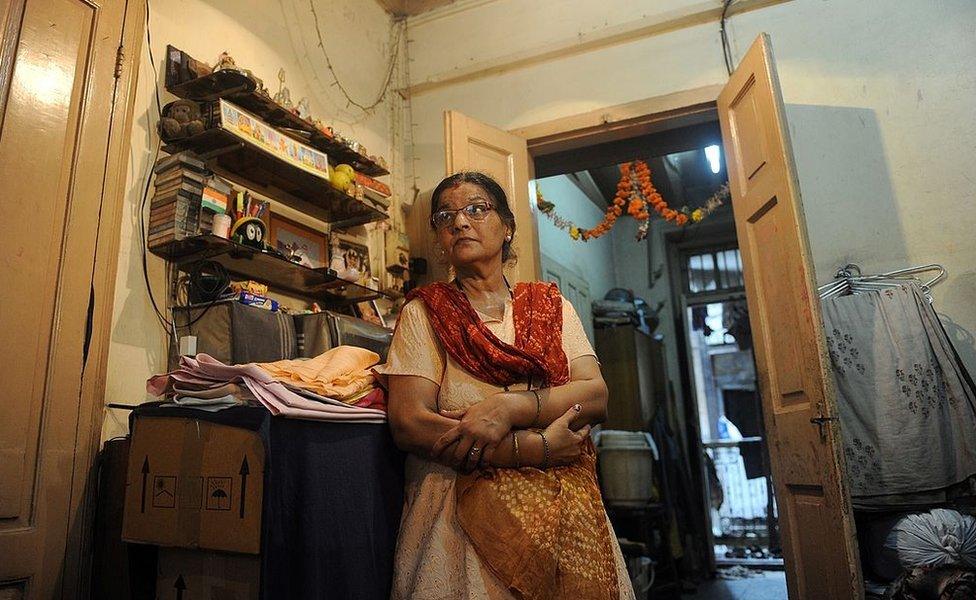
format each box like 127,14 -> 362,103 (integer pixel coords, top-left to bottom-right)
705,145 -> 722,174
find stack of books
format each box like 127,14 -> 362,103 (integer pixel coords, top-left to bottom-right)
148,152 -> 208,249
356,172 -> 391,210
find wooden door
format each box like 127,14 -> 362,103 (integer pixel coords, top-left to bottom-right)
443,110 -> 540,283
0,0 -> 139,596
717,34 -> 861,599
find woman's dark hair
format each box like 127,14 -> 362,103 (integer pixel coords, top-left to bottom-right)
430,171 -> 517,263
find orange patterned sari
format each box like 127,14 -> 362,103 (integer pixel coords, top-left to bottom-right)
405,281 -> 620,599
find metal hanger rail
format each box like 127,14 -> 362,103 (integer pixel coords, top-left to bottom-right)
817,262 -> 947,302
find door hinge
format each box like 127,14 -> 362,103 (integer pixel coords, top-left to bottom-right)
114,45 -> 125,79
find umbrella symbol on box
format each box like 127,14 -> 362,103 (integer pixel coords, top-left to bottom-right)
206,477 -> 232,511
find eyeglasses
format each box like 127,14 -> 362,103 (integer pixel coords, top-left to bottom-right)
430,201 -> 494,230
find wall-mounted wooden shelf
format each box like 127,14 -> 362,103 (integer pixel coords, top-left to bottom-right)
166,48 -> 390,177
162,129 -> 386,229
151,235 -> 389,306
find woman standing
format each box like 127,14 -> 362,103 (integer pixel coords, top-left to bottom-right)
377,172 -> 635,599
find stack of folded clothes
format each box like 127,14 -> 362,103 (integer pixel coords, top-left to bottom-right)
257,346 -> 387,411
162,381 -> 254,412
147,346 -> 387,423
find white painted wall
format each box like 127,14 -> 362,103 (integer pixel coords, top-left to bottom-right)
405,0 -> 976,376
536,175 -> 618,300
102,0 -> 401,440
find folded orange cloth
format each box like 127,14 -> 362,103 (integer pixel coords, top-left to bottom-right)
257,345 -> 379,399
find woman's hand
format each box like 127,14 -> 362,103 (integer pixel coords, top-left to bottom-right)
541,403 -> 592,467
433,392 -> 517,471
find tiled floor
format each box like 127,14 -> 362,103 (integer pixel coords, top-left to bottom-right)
682,570 -> 788,600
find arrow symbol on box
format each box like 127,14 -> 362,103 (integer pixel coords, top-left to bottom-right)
239,455 -> 249,519
175,574 -> 186,600
140,457 -> 150,514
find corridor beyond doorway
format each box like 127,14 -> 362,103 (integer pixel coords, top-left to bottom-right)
686,570 -> 788,600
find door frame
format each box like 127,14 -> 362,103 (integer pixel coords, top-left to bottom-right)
60,0 -> 146,594
511,84 -> 722,158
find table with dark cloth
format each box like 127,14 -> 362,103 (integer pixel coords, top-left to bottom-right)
130,405 -> 405,600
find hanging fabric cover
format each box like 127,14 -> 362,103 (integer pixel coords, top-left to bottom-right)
821,283 -> 976,505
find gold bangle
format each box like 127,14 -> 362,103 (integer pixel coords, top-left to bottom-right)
513,431 -> 521,468
538,431 -> 550,470
530,389 -> 542,427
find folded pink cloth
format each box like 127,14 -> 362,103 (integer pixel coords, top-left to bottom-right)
147,353 -> 386,423
352,387 -> 386,411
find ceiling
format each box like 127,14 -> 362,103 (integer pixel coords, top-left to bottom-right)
586,146 -> 727,212
536,121 -> 728,214
375,0 -> 458,17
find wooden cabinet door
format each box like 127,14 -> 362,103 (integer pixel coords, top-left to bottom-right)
718,34 -> 861,599
595,326 -> 649,431
0,0 -> 136,596
443,110 -> 540,283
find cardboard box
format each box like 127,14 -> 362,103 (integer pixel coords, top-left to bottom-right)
157,548 -> 260,600
122,417 -> 264,554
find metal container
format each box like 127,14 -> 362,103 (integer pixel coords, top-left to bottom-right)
595,430 -> 659,508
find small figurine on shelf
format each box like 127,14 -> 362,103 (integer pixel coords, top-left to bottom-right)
313,119 -> 334,139
159,99 -> 206,141
229,191 -> 268,249
329,235 -> 362,283
212,51 -> 264,96
214,51 -> 240,73
297,98 -> 311,120
273,68 -> 293,109
230,217 -> 266,249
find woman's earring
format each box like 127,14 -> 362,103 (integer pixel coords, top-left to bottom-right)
505,235 -> 512,242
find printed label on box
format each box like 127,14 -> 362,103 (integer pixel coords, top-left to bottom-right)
206,477 -> 233,511
153,476 -> 177,508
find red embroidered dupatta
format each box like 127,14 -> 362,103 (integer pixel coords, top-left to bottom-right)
404,281 -> 619,600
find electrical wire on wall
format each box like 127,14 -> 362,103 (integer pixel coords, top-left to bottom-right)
139,0 -> 172,333
720,0 -> 737,75
306,0 -> 405,114
139,0 -> 229,337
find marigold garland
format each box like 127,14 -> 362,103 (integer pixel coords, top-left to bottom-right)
536,160 -> 729,242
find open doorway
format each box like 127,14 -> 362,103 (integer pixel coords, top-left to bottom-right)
674,249 -> 782,569
531,119 -> 788,598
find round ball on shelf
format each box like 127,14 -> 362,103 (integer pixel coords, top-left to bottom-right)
330,170 -> 353,192
335,164 -> 355,178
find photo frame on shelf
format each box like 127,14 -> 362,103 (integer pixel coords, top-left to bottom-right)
268,214 -> 328,269
331,232 -> 372,283
355,299 -> 385,328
